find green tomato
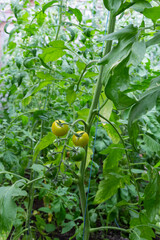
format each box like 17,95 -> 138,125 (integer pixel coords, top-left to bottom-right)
45,168 -> 57,179
70,147 -> 86,162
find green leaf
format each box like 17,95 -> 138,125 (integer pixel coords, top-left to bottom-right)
103,0 -> 121,14
105,58 -> 137,109
143,6 -> 160,23
37,71 -> 54,80
31,164 -> 45,173
22,80 -> 53,106
127,40 -> 146,66
66,27 -> 76,42
39,207 -> 52,214
33,132 -> 55,162
128,80 -> 160,146
143,134 -> 160,156
49,40 -> 67,49
39,40 -> 67,63
128,86 -> 160,124
132,0 -> 151,13
68,7 -> 82,23
103,124 -> 120,144
42,0 -> 58,13
116,2 -> 135,16
45,224 -> 56,233
23,57 -> 39,68
101,24 -> 137,41
3,151 -> 18,165
146,31 -> 160,48
61,221 -> 76,234
76,61 -> 86,71
77,108 -> 90,122
94,175 -> 120,204
66,85 -> 76,105
36,11 -> 46,26
0,180 -> 27,234
39,48 -> 66,63
102,144 -> 125,173
130,214 -> 155,240
99,25 -> 137,68
100,99 -> 113,120
84,72 -> 98,78
144,171 -> 160,222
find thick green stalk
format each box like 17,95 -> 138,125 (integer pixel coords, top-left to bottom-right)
86,14 -> 116,130
78,14 -> 116,240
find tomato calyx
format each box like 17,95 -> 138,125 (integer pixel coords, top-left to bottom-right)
57,120 -> 67,127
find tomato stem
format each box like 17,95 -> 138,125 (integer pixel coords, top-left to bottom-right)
77,13 -> 116,240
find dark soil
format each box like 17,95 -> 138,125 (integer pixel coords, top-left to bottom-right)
52,229 -> 129,240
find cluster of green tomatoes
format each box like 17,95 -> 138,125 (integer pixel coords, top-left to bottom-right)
51,120 -> 89,162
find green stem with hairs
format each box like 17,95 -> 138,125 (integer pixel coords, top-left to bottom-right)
77,13 -> 116,240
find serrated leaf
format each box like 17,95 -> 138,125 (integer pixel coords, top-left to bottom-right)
143,134 -> 160,156
33,132 -> 55,162
3,151 -> 18,165
66,85 -> 76,105
39,48 -> 66,63
102,144 -> 125,174
31,164 -> 45,173
94,175 -> 120,204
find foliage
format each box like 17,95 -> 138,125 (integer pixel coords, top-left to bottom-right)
0,0 -> 160,239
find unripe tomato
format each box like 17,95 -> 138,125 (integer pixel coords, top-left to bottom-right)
72,131 -> 89,147
70,147 -> 86,162
52,120 -> 69,137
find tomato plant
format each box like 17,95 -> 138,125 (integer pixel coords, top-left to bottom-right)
1,0 -> 160,240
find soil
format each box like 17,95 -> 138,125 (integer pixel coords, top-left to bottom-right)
52,228 -> 129,240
